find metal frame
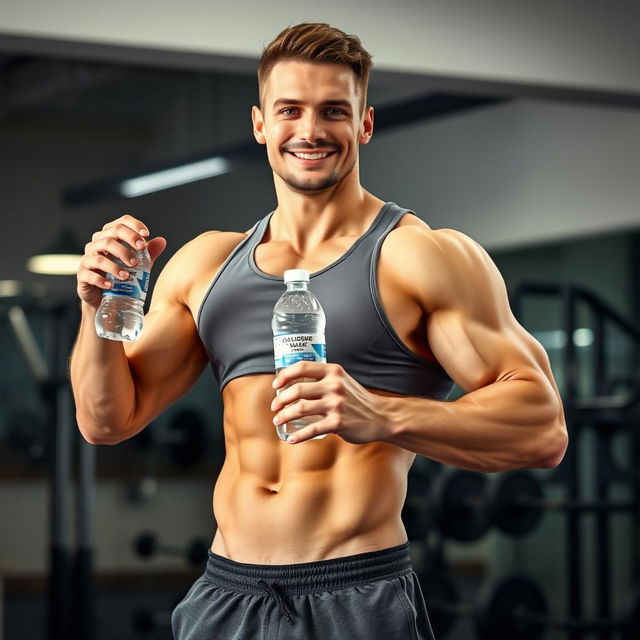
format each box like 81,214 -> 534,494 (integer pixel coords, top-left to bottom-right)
511,282 -> 640,640
2,298 -> 92,640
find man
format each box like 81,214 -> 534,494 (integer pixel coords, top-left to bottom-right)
70,22 -> 567,640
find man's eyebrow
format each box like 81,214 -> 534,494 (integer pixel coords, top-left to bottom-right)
272,99 -> 353,110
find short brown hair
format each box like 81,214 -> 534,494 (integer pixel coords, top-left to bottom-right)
258,23 -> 373,115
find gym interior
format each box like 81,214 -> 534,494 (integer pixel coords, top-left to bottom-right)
1,3 -> 639,639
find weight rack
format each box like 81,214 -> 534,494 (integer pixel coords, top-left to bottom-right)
511,282 -> 640,640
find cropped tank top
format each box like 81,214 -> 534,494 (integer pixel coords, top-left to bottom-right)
196,202 -> 454,400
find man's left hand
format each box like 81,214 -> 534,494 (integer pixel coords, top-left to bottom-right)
271,362 -> 389,444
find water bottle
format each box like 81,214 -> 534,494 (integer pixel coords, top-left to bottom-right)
272,269 -> 327,441
95,240 -> 150,342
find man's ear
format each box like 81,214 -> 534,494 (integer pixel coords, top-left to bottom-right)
359,106 -> 374,145
252,105 -> 266,145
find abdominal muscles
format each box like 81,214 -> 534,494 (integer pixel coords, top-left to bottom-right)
212,375 -> 412,563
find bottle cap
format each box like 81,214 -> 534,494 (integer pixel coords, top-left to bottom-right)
283,269 -> 310,283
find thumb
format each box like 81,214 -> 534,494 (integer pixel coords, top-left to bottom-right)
147,237 -> 167,265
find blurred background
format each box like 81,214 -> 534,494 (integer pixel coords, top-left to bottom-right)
0,1 -> 639,639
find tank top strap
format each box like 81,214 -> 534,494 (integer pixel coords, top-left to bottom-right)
350,201 -> 416,257
379,201 -> 417,231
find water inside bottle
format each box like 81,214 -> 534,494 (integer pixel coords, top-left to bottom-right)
95,298 -> 144,342
274,372 -> 327,441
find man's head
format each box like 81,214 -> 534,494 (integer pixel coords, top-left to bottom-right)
257,23 -> 373,117
252,23 -> 375,196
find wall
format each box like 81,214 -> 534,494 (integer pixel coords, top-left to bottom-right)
361,98 -> 640,250
1,0 -> 639,93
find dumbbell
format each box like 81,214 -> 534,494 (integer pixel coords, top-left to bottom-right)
422,571 -> 640,640
430,468 -> 635,542
133,531 -> 209,565
133,408 -> 208,467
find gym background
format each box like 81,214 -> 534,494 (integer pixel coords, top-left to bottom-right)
1,2 -> 639,639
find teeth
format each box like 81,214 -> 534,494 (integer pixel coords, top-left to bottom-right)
293,152 -> 330,160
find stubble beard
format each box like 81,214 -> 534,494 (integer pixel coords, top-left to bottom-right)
274,153 -> 357,195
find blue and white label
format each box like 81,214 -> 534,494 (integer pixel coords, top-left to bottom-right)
104,268 -> 150,301
273,333 -> 326,369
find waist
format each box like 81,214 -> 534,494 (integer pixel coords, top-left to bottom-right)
204,542 -> 413,595
211,461 -> 411,563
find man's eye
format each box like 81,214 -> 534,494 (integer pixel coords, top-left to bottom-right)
327,108 -> 345,116
281,108 -> 297,116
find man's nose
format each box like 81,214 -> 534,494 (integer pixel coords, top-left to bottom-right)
298,113 -> 326,143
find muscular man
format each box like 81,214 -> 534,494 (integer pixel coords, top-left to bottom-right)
70,22 -> 567,640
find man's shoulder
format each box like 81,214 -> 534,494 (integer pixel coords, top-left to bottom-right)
385,220 -> 483,263
154,229 -> 250,297
185,229 -> 251,259
381,223 -> 494,311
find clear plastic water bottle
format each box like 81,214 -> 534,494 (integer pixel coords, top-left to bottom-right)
95,240 -> 150,342
272,269 -> 327,441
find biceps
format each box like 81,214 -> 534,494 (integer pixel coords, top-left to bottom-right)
123,303 -> 208,426
426,309 -> 543,393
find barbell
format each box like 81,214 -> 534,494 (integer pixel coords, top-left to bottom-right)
133,408 -> 208,468
133,531 -> 209,565
422,571 -> 640,640
429,468 -> 634,542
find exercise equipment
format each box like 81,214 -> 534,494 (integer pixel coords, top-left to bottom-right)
421,571 -> 640,640
403,459 -> 435,540
430,468 -> 635,541
133,532 -> 209,565
429,469 -> 490,542
4,299 -> 92,640
133,408 -> 208,467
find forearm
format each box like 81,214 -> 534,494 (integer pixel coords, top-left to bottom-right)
380,375 -> 567,473
69,302 -> 137,444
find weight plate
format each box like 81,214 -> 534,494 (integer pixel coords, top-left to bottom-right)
429,469 -> 490,542
420,571 -> 460,639
475,575 -> 547,640
488,470 -> 544,537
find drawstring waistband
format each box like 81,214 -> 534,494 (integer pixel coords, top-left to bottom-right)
203,541 -> 412,627
257,579 -> 294,624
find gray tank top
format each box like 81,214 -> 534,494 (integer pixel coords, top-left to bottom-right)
197,202 -> 453,400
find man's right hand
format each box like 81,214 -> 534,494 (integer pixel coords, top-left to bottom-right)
77,214 -> 167,309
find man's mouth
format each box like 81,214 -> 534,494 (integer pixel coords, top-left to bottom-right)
287,150 -> 336,162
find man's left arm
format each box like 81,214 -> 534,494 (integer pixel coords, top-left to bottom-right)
272,227 -> 568,473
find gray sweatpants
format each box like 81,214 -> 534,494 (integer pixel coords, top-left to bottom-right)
171,541 -> 436,640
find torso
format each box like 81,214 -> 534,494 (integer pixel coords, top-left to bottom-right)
184,199 -> 435,564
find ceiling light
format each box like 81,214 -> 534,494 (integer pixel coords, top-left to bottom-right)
119,156 -> 230,197
0,280 -> 23,297
26,226 -> 84,275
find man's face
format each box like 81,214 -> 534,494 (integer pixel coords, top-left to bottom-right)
252,60 -> 373,195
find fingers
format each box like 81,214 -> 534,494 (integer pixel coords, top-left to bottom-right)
273,397 -> 327,428
273,362 -> 340,390
101,214 -> 149,242
86,235 -> 141,267
77,213 -> 153,307
287,416 -> 337,444
271,377 -> 323,411
91,218 -> 149,251
147,236 -> 167,264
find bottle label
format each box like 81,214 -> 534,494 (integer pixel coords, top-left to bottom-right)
273,333 -> 327,369
103,268 -> 150,301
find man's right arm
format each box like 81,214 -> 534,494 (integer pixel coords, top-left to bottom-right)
70,215 -> 209,445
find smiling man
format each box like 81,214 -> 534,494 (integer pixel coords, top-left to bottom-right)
70,23 -> 567,640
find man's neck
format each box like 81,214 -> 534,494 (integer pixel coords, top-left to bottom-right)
270,182 -> 383,253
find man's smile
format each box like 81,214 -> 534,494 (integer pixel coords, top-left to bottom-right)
286,150 -> 338,164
